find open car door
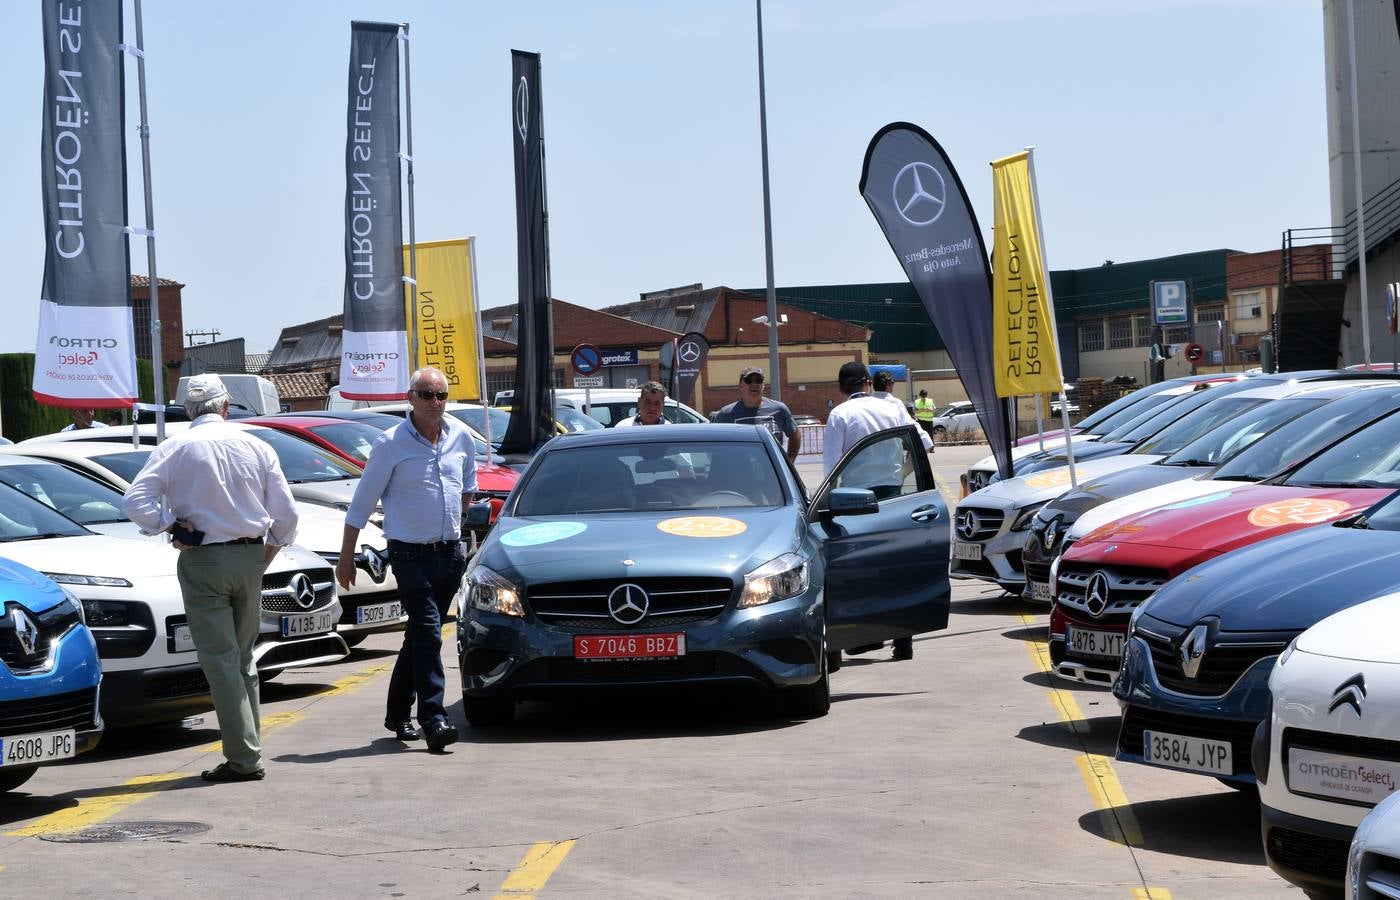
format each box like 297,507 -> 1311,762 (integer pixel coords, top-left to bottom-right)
808,425 -> 950,652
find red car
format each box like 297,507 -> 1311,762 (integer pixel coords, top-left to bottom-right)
248,413 -> 519,536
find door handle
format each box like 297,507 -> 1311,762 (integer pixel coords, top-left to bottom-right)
909,505 -> 939,523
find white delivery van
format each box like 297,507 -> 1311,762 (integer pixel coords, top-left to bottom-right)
176,374 -> 282,415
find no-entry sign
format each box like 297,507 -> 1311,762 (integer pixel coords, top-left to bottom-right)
570,343 -> 602,376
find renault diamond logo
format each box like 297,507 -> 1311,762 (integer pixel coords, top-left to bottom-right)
1328,673 -> 1367,717
515,77 -> 529,146
290,573 -> 317,610
607,583 -> 650,626
892,161 -> 947,227
678,341 -> 701,363
1042,517 -> 1061,551
1179,624 -> 1209,680
956,509 -> 980,540
359,546 -> 388,585
11,608 -> 39,656
1084,571 -> 1111,618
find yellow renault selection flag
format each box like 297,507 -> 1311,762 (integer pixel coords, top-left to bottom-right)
991,151 -> 1062,397
402,238 -> 481,400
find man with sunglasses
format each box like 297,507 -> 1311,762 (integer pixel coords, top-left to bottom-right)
336,367 -> 476,753
711,366 -> 801,461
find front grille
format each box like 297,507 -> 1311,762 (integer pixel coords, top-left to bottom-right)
1266,825 -> 1348,880
1023,559 -> 1052,585
1056,564 -> 1167,619
260,568 -> 336,614
528,577 -> 732,629
0,687 -> 98,735
1140,625 -> 1287,696
145,668 -> 211,700
955,506 -> 1004,541
951,556 -> 1002,579
258,634 -> 346,670
1119,704 -> 1257,776
0,600 -> 81,673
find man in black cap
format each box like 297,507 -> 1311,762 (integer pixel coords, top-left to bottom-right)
711,366 -> 801,461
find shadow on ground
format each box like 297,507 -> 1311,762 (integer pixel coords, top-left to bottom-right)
1080,790 -> 1265,866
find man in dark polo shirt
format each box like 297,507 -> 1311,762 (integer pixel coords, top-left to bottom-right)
711,366 -> 801,461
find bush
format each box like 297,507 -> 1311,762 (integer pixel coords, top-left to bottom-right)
1,353 -> 156,442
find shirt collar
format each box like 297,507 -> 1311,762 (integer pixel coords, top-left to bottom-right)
191,413 -> 224,427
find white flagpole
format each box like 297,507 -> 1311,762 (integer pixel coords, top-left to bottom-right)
400,24 -> 420,369
128,0 -> 167,443
1026,147 -> 1076,489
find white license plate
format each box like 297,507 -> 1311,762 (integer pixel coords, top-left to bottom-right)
280,611 -> 334,637
952,541 -> 983,561
1067,626 -> 1125,661
355,601 -> 403,625
172,624 -> 196,652
1,730 -> 76,767
1287,748 -> 1400,805
1142,729 -> 1232,775
1028,580 -> 1054,603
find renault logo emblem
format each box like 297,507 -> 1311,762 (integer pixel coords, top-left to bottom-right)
607,583 -> 650,626
1042,517 -> 1061,551
11,608 -> 39,656
358,546 -> 388,585
892,161 -> 947,227
956,509 -> 980,540
1084,571 -> 1111,618
290,573 -> 317,610
1179,624 -> 1210,680
1328,673 -> 1367,717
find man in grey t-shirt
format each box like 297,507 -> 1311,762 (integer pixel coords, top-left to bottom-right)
711,366 -> 801,461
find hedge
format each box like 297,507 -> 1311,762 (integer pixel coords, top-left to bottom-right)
0,353 -> 156,443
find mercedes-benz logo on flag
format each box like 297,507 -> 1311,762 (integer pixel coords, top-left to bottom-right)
1084,571 -> 1111,618
956,509 -> 979,540
892,161 -> 947,227
679,341 -> 701,363
515,76 -> 529,147
607,583 -> 650,626
290,573 -> 317,610
1328,673 -> 1367,717
1179,624 -> 1210,680
11,608 -> 39,656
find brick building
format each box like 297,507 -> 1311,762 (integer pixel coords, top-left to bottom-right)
131,275 -> 185,397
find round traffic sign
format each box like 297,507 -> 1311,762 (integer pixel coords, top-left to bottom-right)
1185,342 -> 1205,363
570,343 -> 602,376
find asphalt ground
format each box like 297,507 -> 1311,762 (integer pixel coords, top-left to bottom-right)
0,444 -> 1299,898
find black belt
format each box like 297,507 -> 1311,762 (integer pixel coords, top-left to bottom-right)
204,536 -> 264,547
387,539 -> 460,553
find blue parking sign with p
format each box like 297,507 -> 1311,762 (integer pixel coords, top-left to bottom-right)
1152,280 -> 1189,325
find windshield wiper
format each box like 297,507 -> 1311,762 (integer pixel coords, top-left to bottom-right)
1213,474 -> 1261,482
1290,480 -> 1366,489
1165,459 -> 1215,467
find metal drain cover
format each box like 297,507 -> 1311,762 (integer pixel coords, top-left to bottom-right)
40,820 -> 210,843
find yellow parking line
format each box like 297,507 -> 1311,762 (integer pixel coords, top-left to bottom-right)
493,840 -> 576,898
1132,889 -> 1172,900
5,773 -> 183,837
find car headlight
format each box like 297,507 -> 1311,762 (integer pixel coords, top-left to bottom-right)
1128,594 -> 1156,637
61,587 -> 84,625
44,572 -> 133,588
466,565 -> 524,617
739,553 -> 810,608
1011,502 -> 1049,532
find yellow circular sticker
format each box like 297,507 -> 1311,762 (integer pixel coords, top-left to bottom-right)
656,516 -> 748,538
1246,497 -> 1351,528
1025,469 -> 1072,490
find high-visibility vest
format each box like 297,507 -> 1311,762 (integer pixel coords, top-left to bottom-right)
914,397 -> 935,422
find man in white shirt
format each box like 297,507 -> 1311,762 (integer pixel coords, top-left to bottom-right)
614,382 -> 669,426
123,374 -> 299,783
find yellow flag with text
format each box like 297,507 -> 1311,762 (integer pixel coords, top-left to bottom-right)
991,152 -> 1062,396
402,238 -> 481,400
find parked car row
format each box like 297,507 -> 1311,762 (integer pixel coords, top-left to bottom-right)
952,370 -> 1400,898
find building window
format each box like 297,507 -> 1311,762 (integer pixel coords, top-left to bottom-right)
1078,319 -> 1104,352
1196,305 -> 1225,323
1108,316 -> 1134,350
1134,314 -> 1154,347
132,299 -> 152,360
1165,325 -> 1191,344
1232,290 -> 1262,320
484,366 -> 566,402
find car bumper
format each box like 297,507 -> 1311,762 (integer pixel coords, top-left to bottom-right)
1048,606 -> 1127,687
949,527 -> 1026,589
0,683 -> 104,761
99,664 -> 214,727
335,588 -> 408,635
1260,802 -> 1352,896
459,592 -> 824,701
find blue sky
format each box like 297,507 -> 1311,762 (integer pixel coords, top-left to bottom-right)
1,0 -> 1328,354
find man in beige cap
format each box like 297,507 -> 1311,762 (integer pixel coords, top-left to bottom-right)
123,373 -> 299,783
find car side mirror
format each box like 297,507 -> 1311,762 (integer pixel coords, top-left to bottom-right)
827,487 -> 879,517
464,501 -> 493,527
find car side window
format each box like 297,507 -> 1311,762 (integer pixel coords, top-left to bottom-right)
833,429 -> 931,501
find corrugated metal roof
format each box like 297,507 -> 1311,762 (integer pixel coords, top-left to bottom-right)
601,288 -> 721,335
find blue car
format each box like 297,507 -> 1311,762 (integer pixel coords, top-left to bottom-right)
457,423 -> 950,725
1113,488 -> 1400,788
0,556 -> 103,793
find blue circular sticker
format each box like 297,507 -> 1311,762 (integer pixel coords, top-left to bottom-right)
500,522 -> 587,547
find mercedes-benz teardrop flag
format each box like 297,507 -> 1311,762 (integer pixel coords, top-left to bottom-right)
859,123 -> 1013,479
33,0 -> 137,408
672,331 -> 709,407
500,50 -> 557,454
339,22 -> 407,401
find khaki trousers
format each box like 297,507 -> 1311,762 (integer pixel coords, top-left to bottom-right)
176,544 -> 265,774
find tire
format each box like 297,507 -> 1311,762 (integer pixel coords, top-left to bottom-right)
463,695 -> 515,728
826,650 -> 842,674
783,653 -> 831,719
892,637 -> 914,661
0,765 -> 38,793
932,426 -> 947,438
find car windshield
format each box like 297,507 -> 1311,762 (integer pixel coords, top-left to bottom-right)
247,429 -> 360,483
514,441 -> 784,515
1078,388 -> 1183,435
1163,396 -> 1327,466
306,421 -> 387,465
88,450 -> 153,484
1283,410 -> 1400,488
0,482 -> 89,540
0,463 -> 127,525
1357,490 -> 1400,531
554,405 -> 605,433
1099,387 -> 1224,444
450,407 -> 512,447
1133,397 -> 1266,456
1213,390 -> 1400,481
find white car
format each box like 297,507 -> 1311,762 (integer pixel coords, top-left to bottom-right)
0,463 -> 347,726
0,443 -> 405,644
1347,790 -> 1400,899
929,401 -> 982,438
554,389 -> 708,426
1259,592 -> 1400,898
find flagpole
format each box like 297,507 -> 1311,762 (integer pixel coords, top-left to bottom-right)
755,0 -> 780,401
1347,0 -> 1372,367
1026,147 -> 1076,489
129,0 -> 167,443
468,236 -> 492,450
399,24 -> 420,368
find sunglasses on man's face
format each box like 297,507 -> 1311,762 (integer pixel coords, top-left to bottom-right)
742,375 -> 764,385
413,389 -> 449,402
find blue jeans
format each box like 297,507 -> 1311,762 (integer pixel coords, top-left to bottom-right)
386,543 -> 468,726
